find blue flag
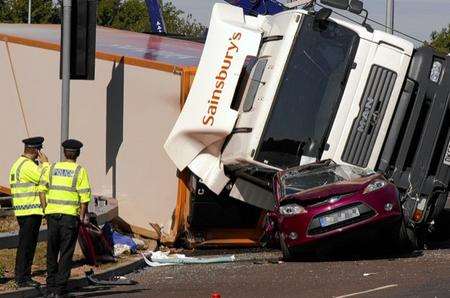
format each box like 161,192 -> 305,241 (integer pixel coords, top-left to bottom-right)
145,0 -> 167,34
224,0 -> 286,15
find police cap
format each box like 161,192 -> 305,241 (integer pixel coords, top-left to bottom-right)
22,136 -> 44,149
62,139 -> 83,151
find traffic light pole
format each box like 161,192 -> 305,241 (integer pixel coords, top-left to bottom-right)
61,0 -> 72,160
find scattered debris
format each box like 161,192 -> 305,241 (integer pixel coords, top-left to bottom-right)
85,269 -> 137,286
363,272 -> 378,277
78,222 -> 115,265
102,222 -> 147,257
142,251 -> 236,267
111,217 -> 160,241
253,259 -> 283,265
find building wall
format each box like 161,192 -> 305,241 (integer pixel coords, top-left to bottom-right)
0,41 -> 182,232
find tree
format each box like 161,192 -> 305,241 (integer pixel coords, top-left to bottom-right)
162,1 -> 206,37
429,24 -> 450,54
97,0 -> 121,27
112,0 -> 150,32
1,0 -> 59,23
101,0 -> 206,37
0,1 -> 7,20
0,0 -> 206,38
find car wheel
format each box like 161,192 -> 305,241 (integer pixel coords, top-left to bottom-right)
280,237 -> 294,261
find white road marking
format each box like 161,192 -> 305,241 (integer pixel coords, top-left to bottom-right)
334,284 -> 399,298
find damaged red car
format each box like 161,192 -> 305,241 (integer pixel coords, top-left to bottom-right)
267,160 -> 408,259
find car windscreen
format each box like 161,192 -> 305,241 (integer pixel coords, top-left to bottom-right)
256,15 -> 359,168
281,164 -> 373,197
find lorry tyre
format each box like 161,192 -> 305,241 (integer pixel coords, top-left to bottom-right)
430,192 -> 449,223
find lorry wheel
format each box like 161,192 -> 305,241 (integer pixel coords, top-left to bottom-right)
430,192 -> 449,223
430,209 -> 450,240
280,237 -> 294,261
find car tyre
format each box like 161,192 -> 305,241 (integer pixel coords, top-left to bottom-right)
280,237 -> 294,261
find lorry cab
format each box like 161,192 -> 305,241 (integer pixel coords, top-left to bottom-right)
221,7 -> 414,173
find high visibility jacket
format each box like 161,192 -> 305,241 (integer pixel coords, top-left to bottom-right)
9,156 -> 49,217
42,161 -> 91,216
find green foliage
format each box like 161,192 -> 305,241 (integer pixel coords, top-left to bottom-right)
111,0 -> 150,33
162,1 -> 206,37
0,263 -> 4,279
97,0 -> 121,27
429,24 -> 450,54
0,0 -> 59,23
0,1 -> 6,19
0,0 -> 206,38
96,0 -> 205,37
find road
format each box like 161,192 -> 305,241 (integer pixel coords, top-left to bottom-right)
69,244 -> 450,298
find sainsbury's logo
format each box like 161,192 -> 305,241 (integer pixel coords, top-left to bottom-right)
202,32 -> 242,126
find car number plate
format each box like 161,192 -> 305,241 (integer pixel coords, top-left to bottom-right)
444,140 -> 450,166
319,207 -> 360,227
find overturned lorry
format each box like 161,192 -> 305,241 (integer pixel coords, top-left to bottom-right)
165,1 -> 450,247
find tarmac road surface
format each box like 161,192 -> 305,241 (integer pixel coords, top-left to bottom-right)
69,244 -> 450,298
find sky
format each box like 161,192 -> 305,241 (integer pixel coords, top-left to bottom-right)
167,0 -> 450,44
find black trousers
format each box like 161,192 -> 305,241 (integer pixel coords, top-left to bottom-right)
46,214 -> 79,295
15,215 -> 42,283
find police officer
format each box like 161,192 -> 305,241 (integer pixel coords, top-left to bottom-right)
9,136 -> 49,287
42,139 -> 91,297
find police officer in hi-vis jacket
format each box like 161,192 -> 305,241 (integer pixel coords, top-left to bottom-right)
9,136 -> 50,287
42,139 -> 92,297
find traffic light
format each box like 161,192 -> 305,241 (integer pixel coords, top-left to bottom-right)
60,0 -> 97,80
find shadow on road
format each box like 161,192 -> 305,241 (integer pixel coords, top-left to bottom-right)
426,210 -> 450,249
71,285 -> 150,297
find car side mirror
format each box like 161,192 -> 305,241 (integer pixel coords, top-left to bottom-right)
320,0 -> 349,10
320,0 -> 364,15
348,0 -> 363,14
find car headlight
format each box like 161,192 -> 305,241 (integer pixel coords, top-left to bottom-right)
430,60 -> 443,83
279,203 -> 306,216
363,180 -> 387,194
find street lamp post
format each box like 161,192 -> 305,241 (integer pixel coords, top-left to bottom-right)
386,0 -> 394,34
28,0 -> 31,24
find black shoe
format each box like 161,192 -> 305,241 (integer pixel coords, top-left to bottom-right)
17,279 -> 41,288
